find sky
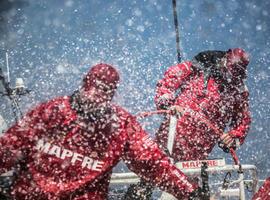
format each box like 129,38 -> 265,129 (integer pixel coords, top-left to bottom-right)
0,0 -> 269,195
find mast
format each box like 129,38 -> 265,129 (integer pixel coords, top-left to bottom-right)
0,51 -> 30,122
172,0 -> 181,63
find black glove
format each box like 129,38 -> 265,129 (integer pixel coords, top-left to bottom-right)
188,187 -> 210,200
218,134 -> 240,153
218,141 -> 230,153
218,140 -> 237,153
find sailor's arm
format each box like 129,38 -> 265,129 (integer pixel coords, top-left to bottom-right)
0,103 -> 49,174
228,89 -> 251,144
155,62 -> 193,110
122,117 -> 197,199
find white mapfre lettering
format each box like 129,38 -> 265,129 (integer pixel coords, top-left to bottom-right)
36,139 -> 51,153
92,160 -> 105,171
35,139 -> 104,172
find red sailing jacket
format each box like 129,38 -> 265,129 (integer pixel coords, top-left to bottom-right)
252,177 -> 270,200
0,96 -> 196,199
155,61 -> 251,161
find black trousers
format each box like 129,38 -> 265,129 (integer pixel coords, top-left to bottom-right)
122,179 -> 154,200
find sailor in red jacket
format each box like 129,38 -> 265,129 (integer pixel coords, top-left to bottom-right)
0,64 -> 202,199
125,48 -> 251,200
252,177 -> 270,200
155,48 -> 251,161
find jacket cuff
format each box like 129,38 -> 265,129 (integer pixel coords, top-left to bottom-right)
228,129 -> 243,138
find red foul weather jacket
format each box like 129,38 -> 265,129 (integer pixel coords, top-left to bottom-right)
155,61 -> 251,162
0,96 -> 196,199
252,177 -> 270,200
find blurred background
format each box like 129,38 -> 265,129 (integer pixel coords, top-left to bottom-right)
0,0 -> 269,197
